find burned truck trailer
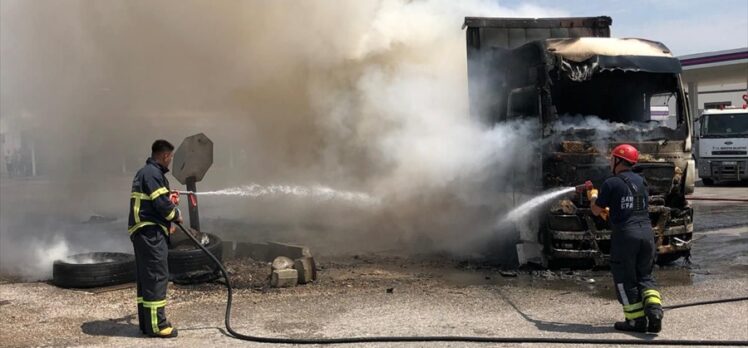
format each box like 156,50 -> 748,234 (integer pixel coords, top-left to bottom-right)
464,16 -> 695,266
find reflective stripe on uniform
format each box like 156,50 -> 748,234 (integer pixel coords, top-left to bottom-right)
137,297 -> 143,304
142,299 -> 167,308
132,188 -> 169,201
149,187 -> 169,200
165,208 -> 177,221
143,299 -> 167,333
624,309 -> 646,319
643,289 -> 662,306
143,300 -> 166,334
142,299 -> 167,333
128,221 -> 169,235
623,302 -> 643,312
623,301 -> 645,319
151,306 -> 158,333
131,192 -> 150,200
133,196 -> 142,224
128,221 -> 156,234
130,189 -> 171,235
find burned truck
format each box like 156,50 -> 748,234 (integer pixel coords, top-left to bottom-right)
465,17 -> 695,266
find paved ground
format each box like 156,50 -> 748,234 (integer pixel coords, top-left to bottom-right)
0,185 -> 746,347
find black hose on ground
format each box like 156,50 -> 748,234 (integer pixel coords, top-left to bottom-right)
663,296 -> 748,310
175,223 -> 748,346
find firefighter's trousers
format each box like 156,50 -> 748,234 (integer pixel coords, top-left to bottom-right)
610,220 -> 663,320
131,225 -> 171,335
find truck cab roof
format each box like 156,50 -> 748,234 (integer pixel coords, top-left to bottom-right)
701,108 -> 748,115
545,37 -> 673,62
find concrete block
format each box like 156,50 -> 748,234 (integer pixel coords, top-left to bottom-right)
294,257 -> 317,284
270,242 -> 312,259
271,269 -> 298,288
235,242 -> 270,261
267,241 -> 312,260
233,241 -> 313,262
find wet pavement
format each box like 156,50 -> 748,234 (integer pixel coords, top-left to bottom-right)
691,182 -> 748,230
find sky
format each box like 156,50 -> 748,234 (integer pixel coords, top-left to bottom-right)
501,0 -> 748,56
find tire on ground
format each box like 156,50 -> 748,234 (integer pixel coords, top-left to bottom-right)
53,252 -> 135,288
168,232 -> 223,284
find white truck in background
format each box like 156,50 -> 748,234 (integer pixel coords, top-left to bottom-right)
695,107 -> 748,185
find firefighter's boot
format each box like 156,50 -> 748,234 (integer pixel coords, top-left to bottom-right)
645,306 -> 663,333
150,325 -> 178,338
643,289 -> 663,333
614,317 -> 648,333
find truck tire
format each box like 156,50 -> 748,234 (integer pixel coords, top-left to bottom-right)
168,232 -> 223,284
701,178 -> 715,186
53,252 -> 135,288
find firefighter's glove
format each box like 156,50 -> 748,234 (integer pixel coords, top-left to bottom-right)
600,207 -> 610,221
169,191 -> 180,206
586,188 -> 599,201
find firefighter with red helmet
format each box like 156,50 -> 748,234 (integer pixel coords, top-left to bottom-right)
589,144 -> 663,333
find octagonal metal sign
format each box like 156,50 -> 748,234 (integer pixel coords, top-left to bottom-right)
172,133 -> 213,185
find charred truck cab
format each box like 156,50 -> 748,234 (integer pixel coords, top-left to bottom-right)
465,17 -> 695,266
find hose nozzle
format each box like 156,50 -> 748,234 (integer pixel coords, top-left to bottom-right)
170,190 -> 198,207
575,180 -> 594,193
173,190 -> 195,196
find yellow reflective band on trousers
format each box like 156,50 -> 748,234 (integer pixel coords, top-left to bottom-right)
137,297 -> 143,304
623,301 -> 645,320
142,299 -> 167,334
142,299 -> 167,308
643,289 -> 662,305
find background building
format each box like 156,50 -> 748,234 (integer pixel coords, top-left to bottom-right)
680,47 -> 748,115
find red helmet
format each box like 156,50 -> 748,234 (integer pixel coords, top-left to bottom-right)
611,144 -> 639,164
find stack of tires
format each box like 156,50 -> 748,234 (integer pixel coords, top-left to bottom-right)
52,233 -> 223,288
168,232 -> 223,284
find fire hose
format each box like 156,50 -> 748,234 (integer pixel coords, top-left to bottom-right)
174,223 -> 748,345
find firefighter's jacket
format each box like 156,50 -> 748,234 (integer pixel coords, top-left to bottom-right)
128,158 -> 180,235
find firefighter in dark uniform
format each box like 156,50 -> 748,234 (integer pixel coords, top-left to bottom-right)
590,144 -> 663,333
128,140 -> 182,338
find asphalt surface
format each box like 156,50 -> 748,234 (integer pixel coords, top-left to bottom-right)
0,185 -> 746,347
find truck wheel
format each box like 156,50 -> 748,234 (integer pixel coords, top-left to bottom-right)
701,178 -> 715,186
168,232 -> 223,284
53,252 -> 135,288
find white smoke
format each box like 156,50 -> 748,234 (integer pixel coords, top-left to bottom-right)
552,114 -> 659,136
550,114 -> 672,155
1,0 -> 568,279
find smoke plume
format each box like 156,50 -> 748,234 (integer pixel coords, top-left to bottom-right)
0,0 -> 566,279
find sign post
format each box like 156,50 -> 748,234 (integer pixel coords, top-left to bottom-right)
172,133 -> 213,232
